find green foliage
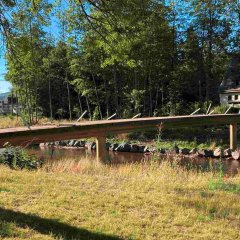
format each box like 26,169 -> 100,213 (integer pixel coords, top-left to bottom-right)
92,106 -> 100,120
4,0 -> 239,119
212,105 -> 231,114
0,146 -> 40,170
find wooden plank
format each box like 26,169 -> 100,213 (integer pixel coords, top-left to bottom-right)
230,123 -> 237,150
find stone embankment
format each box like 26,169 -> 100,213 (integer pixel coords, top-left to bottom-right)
42,140 -> 240,160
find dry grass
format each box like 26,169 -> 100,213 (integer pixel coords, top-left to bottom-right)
0,116 -> 23,128
0,116 -> 78,129
0,158 -> 240,240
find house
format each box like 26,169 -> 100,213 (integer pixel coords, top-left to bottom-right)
219,54 -> 240,108
0,92 -> 18,114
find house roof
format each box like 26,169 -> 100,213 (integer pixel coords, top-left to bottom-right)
223,88 -> 240,94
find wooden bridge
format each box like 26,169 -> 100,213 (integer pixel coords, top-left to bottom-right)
0,114 -> 239,161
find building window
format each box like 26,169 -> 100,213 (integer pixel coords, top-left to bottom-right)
235,95 -> 238,100
228,95 -> 232,101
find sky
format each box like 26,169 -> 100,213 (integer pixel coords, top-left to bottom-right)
0,56 -> 11,93
0,0 -> 62,94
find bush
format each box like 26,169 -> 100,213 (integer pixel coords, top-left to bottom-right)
0,146 -> 40,170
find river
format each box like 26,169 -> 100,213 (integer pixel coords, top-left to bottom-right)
29,146 -> 240,176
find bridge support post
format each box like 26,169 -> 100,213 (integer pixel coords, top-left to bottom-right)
230,123 -> 237,150
96,135 -> 106,161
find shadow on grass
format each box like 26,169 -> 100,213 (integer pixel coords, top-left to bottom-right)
0,207 -> 122,240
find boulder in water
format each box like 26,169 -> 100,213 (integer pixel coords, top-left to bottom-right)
180,148 -> 190,155
213,147 -> 223,158
116,143 -> 131,152
224,148 -> 232,158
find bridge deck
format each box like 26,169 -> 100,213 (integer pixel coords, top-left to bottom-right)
0,114 -> 239,160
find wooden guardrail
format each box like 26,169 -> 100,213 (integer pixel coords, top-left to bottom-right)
0,114 -> 239,161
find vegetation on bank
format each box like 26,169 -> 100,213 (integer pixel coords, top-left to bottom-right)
0,159 -> 240,240
0,145 -> 40,170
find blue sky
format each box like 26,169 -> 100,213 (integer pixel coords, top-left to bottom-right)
0,56 -> 11,93
0,0 -> 61,94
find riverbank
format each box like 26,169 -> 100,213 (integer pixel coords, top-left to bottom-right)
0,160 -> 240,239
41,139 -> 235,159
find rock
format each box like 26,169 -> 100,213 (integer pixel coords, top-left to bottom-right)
86,142 -> 96,150
168,145 -> 179,154
91,143 -> 96,150
148,147 -> 157,153
68,140 -> 76,146
79,141 -> 86,147
213,147 -> 223,158
106,142 -> 111,150
232,151 -> 240,160
144,146 -> 150,152
190,148 -> 198,154
138,145 -> 146,153
116,143 -> 131,152
130,144 -> 139,153
224,148 -> 232,158
197,149 -> 213,158
47,142 -> 54,146
74,140 -> 85,147
158,148 -> 166,154
73,140 -> 80,147
109,143 -> 119,151
173,145 -> 179,154
180,148 -> 190,155
59,140 -> 67,146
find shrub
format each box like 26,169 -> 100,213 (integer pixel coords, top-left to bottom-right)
0,146 -> 40,170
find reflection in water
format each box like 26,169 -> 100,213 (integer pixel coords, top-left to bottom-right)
29,147 -> 240,176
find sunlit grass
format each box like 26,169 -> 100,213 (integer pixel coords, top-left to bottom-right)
0,116 -> 23,128
0,116 -> 82,128
0,157 -> 240,240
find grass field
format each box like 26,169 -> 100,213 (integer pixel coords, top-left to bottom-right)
0,158 -> 240,240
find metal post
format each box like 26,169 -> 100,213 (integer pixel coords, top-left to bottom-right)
96,135 -> 106,161
132,113 -> 141,119
77,110 -> 87,122
230,123 -> 237,150
107,113 -> 116,120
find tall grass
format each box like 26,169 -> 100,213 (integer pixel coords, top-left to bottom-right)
0,156 -> 240,239
0,115 -> 23,128
0,116 -> 76,128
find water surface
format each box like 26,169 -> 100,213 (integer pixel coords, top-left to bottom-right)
29,147 -> 240,176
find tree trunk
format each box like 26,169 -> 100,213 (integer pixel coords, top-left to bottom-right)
66,78 -> 72,121
113,67 -> 119,116
92,73 -> 103,119
48,77 -> 53,120
86,96 -> 92,120
148,71 -> 153,116
78,94 -> 83,116
104,78 -> 109,118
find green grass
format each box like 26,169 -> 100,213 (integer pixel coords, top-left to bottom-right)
0,158 -> 240,240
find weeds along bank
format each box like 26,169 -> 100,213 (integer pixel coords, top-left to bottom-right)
0,159 -> 240,240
